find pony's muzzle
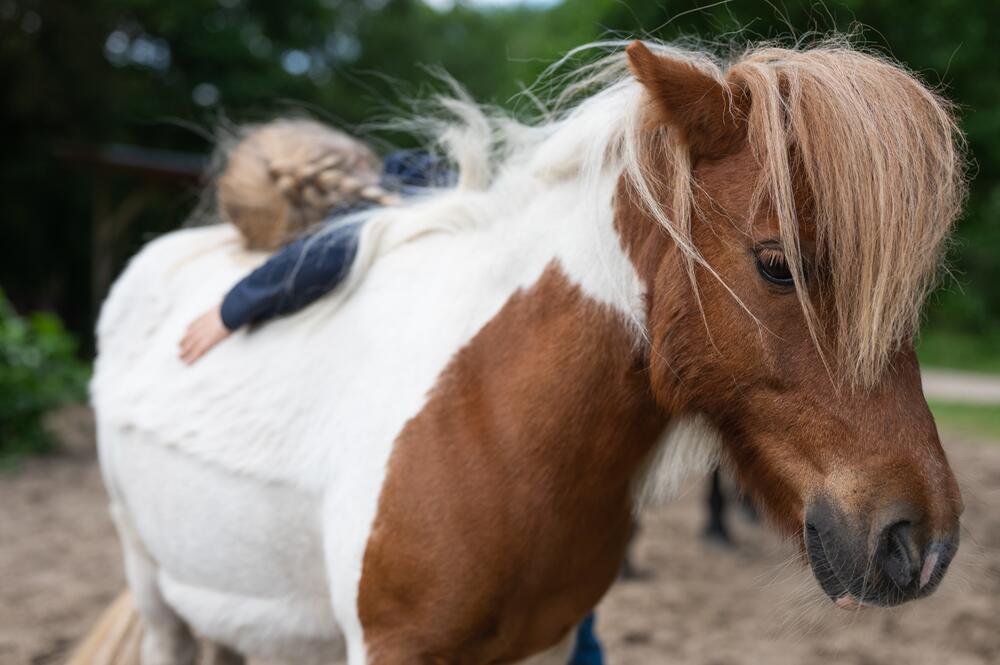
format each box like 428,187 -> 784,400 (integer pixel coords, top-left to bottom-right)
804,496 -> 958,607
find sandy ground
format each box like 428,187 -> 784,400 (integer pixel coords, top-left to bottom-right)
1,405 -> 998,665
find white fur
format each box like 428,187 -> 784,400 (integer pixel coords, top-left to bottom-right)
93,75 -> 717,664
634,415 -> 723,512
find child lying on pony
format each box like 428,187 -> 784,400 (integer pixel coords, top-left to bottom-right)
179,119 -> 448,363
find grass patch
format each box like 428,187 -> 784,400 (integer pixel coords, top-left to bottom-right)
928,400 -> 1000,442
918,329 -> 1000,374
1,291 -> 89,462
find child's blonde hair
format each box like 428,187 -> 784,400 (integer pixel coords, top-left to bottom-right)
217,119 -> 397,251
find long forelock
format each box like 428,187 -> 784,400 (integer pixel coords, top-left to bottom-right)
732,42 -> 966,387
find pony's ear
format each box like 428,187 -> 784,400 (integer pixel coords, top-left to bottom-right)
626,41 -> 745,160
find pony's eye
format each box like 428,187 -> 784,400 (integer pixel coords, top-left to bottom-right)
753,246 -> 795,287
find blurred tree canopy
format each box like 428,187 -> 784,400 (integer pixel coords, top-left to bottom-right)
1,0 -> 997,355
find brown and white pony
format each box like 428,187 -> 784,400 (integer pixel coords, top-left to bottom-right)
78,38 -> 966,665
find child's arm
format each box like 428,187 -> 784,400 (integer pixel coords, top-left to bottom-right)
179,221 -> 362,364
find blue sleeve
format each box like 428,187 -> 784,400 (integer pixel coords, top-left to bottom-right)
220,221 -> 363,331
382,149 -> 455,191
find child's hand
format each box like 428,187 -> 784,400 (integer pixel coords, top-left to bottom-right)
179,304 -> 231,364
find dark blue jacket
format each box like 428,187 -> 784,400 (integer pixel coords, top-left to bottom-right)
219,218 -> 366,330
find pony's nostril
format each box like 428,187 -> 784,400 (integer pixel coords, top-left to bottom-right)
880,521 -> 917,590
919,537 -> 960,592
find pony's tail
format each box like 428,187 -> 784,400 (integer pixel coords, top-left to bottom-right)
65,590 -> 143,665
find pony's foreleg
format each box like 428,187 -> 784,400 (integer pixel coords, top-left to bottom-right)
111,505 -> 199,665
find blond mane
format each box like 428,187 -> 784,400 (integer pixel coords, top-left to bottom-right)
251,37 -> 965,389
432,37 -> 965,387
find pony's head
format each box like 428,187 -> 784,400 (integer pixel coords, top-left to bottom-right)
618,41 -> 965,607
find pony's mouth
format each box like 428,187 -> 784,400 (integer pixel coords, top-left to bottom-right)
803,516 -> 957,608
804,522 -> 858,605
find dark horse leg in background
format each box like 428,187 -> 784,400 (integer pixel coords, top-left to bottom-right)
623,467 -> 752,576
703,467 -> 733,546
703,466 -> 758,547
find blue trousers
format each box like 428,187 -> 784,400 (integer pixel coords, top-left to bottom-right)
568,613 -> 604,665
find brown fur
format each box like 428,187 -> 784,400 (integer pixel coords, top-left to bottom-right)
358,263 -> 666,663
616,143 -> 960,536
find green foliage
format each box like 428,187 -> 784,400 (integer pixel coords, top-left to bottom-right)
0,290 -> 89,458
918,328 -> 1000,374
928,400 -> 1000,442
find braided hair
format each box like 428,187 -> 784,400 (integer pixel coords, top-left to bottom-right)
217,119 -> 398,251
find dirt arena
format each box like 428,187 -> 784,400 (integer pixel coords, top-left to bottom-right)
1,405 -> 998,665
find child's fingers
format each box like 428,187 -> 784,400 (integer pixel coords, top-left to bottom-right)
179,311 -> 228,365
179,331 -> 198,359
183,331 -> 218,364
182,346 -> 200,364
179,330 -> 206,364
182,344 -> 204,364
179,319 -> 209,353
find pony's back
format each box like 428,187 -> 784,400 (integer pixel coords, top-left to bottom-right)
92,219 -> 452,486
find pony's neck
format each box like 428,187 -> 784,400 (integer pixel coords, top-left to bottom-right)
357,156 -> 681,661
611,154 -> 701,415
358,258 -> 668,662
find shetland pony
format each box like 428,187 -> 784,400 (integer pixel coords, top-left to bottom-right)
80,38 -> 966,665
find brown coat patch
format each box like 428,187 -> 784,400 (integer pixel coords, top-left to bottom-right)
357,262 -> 665,664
